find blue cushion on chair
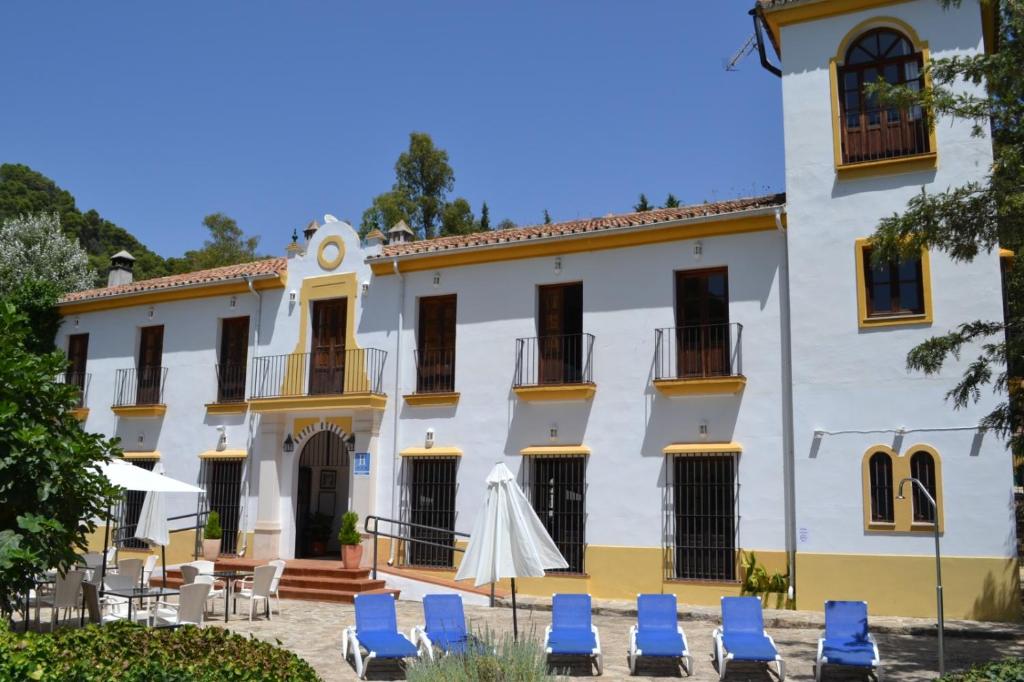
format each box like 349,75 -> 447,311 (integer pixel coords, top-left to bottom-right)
822,639 -> 877,667
548,628 -> 597,655
722,632 -> 779,662
636,630 -> 685,657
356,630 -> 419,659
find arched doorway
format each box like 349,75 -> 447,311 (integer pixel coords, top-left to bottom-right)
294,431 -> 352,558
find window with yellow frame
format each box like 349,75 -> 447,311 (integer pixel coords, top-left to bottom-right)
861,444 -> 943,533
854,238 -> 933,328
829,17 -> 939,179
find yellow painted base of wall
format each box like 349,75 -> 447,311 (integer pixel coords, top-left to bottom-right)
796,553 -> 1021,622
373,539 -> 1020,621
85,526 -> 255,567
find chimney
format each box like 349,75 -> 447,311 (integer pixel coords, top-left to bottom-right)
108,250 -> 135,287
387,220 -> 415,244
303,219 -> 320,242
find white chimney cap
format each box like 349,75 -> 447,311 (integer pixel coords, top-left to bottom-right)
111,250 -> 135,261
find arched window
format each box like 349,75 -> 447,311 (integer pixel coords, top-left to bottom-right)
868,451 -> 895,523
838,28 -> 928,163
910,450 -> 938,523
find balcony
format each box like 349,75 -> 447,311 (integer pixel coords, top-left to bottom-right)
653,323 -> 746,396
58,370 -> 91,420
249,348 -> 388,412
513,333 -> 596,402
206,363 -> 249,415
112,367 -> 168,417
404,348 -> 459,407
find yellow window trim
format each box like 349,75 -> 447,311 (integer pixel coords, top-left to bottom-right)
122,450 -> 160,460
403,392 -> 460,407
205,402 -> 249,415
520,445 -> 591,457
854,238 -> 933,329
71,407 -> 90,421
861,444 -> 944,533
999,248 -> 1015,260
317,235 -> 346,270
760,0 -> 915,53
400,446 -> 463,458
828,18 -> 938,178
249,393 -> 387,413
199,449 -> 248,460
653,376 -> 746,397
112,404 -> 168,418
663,442 -> 743,455
513,384 -> 596,402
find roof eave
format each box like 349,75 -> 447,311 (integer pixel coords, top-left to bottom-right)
58,270 -> 284,309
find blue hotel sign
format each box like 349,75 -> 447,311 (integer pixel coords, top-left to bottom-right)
353,452 -> 371,477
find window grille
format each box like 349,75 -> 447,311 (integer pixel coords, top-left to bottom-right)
869,452 -> 895,523
910,451 -> 937,523
525,456 -> 587,574
665,454 -> 737,581
202,459 -> 245,555
404,457 -> 458,568
119,459 -> 157,549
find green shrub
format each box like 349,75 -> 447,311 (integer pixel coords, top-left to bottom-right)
406,628 -> 555,682
204,510 -> 223,541
0,620 -> 321,681
940,658 -> 1024,681
338,511 -> 361,546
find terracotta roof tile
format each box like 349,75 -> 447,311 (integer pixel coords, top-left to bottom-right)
376,193 -> 785,259
61,257 -> 287,304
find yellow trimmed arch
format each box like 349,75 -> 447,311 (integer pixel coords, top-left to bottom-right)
861,445 -> 898,531
861,442 -> 944,533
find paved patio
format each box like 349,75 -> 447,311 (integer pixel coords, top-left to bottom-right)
212,597 -> 1024,681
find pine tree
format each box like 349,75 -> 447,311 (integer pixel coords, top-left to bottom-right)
664,193 -> 681,208
543,209 -> 552,225
633,194 -> 653,212
479,202 -> 490,231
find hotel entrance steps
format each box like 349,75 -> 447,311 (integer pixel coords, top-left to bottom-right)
152,557 -> 399,604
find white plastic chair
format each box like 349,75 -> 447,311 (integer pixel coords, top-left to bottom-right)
153,582 -> 211,627
194,574 -> 226,614
83,581 -> 143,625
34,570 -> 85,631
180,564 -> 200,585
142,555 -> 158,587
236,564 -> 275,621
238,560 -> 286,615
102,573 -> 145,622
80,552 -> 102,581
117,558 -> 143,586
189,560 -> 216,575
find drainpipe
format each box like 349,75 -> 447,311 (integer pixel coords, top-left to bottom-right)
387,259 -> 405,567
241,275 -> 263,558
775,207 -> 797,603
751,7 -> 782,78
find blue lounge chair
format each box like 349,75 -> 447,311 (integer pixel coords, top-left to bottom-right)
412,594 -> 480,659
815,601 -> 881,681
712,596 -> 785,681
544,593 -> 603,675
628,594 -> 692,676
342,593 -> 421,679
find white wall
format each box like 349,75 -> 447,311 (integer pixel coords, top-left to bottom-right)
779,0 -> 1014,558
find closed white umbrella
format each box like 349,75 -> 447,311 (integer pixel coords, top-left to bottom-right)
134,462 -> 170,587
455,462 -> 568,638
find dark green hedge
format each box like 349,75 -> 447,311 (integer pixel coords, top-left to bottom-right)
0,621 -> 321,681
941,659 -> 1024,681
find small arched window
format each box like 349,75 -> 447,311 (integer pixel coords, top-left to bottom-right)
868,451 -> 895,523
838,28 -> 928,163
910,450 -> 938,523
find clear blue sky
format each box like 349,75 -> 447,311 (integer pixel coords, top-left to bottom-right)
0,1 -> 783,258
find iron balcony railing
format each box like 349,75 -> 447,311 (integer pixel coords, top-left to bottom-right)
654,323 -> 743,381
215,363 -> 248,403
250,348 -> 387,399
57,371 -> 91,408
414,347 -> 455,394
514,333 -> 594,387
113,367 -> 168,406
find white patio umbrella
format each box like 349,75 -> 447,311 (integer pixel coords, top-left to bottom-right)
133,462 -> 170,587
454,462 -> 568,639
98,459 -> 204,592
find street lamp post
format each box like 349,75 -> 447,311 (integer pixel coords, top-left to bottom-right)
897,476 -> 944,677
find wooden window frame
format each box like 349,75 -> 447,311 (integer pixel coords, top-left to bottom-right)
855,238 -> 933,328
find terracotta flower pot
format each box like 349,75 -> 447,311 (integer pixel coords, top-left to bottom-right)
342,543 -> 363,569
202,538 -> 221,561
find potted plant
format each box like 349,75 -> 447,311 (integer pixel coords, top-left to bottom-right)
202,510 -> 223,560
338,511 -> 363,568
308,513 -> 331,556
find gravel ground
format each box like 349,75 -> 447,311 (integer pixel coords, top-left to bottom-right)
209,598 -> 1024,681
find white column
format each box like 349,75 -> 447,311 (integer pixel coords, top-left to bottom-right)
350,412 -> 382,567
252,419 -> 283,559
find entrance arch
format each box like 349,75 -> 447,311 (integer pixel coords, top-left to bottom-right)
294,430 -> 352,558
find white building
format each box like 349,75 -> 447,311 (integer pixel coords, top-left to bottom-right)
57,0 -> 1017,620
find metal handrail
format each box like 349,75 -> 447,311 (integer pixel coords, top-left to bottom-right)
363,514 -> 495,605
654,323 -> 743,381
513,333 -> 595,387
